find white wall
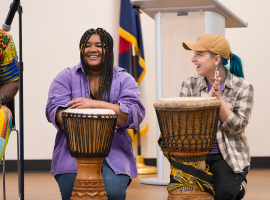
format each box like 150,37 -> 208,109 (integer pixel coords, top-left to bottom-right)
218,0 -> 270,157
0,0 -> 122,159
139,0 -> 270,158
0,0 -> 269,160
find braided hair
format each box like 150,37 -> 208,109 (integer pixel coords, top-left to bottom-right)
79,28 -> 114,102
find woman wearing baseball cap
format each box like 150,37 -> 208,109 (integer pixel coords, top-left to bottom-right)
180,33 -> 254,200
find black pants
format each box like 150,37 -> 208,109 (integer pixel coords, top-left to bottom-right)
206,154 -> 248,200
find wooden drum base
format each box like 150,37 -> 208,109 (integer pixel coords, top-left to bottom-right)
71,158 -> 107,200
168,187 -> 214,200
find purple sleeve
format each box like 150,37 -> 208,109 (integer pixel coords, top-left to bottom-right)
114,73 -> 145,129
45,68 -> 71,131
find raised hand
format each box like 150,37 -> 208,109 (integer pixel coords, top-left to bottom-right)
209,76 -> 222,100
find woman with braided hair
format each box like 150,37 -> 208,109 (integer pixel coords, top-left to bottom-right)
46,28 -> 145,200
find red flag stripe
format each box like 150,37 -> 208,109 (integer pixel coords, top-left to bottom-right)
119,36 -> 132,54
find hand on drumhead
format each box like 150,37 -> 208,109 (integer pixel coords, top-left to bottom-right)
68,98 -> 97,109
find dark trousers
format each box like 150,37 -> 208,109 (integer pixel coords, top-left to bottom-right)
55,159 -> 130,200
206,154 -> 248,200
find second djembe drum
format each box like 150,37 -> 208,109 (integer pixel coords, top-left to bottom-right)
62,109 -> 118,200
154,97 -> 221,200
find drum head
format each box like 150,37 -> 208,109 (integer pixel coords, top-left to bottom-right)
64,109 -> 116,115
154,97 -> 221,110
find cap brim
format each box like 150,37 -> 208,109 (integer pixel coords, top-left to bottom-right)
182,42 -> 207,51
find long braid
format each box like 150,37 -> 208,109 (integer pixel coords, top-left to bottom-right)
79,28 -> 114,102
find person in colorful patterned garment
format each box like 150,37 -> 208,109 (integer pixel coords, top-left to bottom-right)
0,29 -> 19,160
180,33 -> 254,200
46,28 -> 145,200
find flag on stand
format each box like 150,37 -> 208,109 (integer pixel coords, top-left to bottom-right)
119,0 -> 145,84
119,0 -> 148,146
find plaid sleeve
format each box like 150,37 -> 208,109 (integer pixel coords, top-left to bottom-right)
179,79 -> 191,97
221,84 -> 254,135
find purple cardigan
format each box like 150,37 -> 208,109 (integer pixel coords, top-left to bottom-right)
45,63 -> 145,179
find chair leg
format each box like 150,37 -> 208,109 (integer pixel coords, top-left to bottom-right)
3,154 -> 6,200
15,129 -> 20,197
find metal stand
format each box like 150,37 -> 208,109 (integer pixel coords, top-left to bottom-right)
18,4 -> 24,200
2,154 -> 6,200
139,12 -> 168,185
131,7 -> 157,175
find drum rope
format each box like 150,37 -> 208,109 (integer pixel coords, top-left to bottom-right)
156,109 -> 219,153
62,113 -> 117,158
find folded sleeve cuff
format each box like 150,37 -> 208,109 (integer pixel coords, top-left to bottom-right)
117,103 -> 132,129
220,112 -> 237,134
50,105 -> 68,131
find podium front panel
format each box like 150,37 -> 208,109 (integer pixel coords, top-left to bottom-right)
161,12 -> 205,98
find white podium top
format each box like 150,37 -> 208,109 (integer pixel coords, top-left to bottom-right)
131,0 -> 248,28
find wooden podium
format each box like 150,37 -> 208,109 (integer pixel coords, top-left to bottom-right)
131,0 -> 248,186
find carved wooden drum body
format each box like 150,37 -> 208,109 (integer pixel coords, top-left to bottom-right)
154,97 -> 221,200
62,109 -> 118,200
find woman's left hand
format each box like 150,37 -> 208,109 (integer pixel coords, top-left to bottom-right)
67,98 -> 97,109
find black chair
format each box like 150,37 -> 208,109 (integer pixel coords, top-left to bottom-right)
0,98 -> 20,200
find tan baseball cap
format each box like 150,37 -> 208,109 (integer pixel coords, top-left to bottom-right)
182,33 -> 232,60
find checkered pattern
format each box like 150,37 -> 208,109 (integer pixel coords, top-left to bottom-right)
180,72 -> 254,173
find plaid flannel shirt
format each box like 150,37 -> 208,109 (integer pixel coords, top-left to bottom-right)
180,72 -> 254,173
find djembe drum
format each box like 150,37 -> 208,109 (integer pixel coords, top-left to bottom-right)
62,109 -> 118,200
154,97 -> 221,200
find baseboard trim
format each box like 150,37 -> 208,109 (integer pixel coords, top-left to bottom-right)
144,157 -> 270,169
249,157 -> 270,169
0,157 -> 269,173
0,160 -> 51,173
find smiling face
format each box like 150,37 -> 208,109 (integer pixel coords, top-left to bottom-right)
191,51 -> 220,78
83,34 -> 105,70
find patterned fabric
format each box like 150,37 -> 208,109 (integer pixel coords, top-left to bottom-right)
169,164 -> 214,195
158,134 -> 214,195
0,29 -> 19,160
0,29 -> 19,85
0,105 -> 12,161
180,72 -> 254,173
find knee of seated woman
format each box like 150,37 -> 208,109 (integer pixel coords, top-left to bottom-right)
106,186 -> 127,200
214,178 -> 243,200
